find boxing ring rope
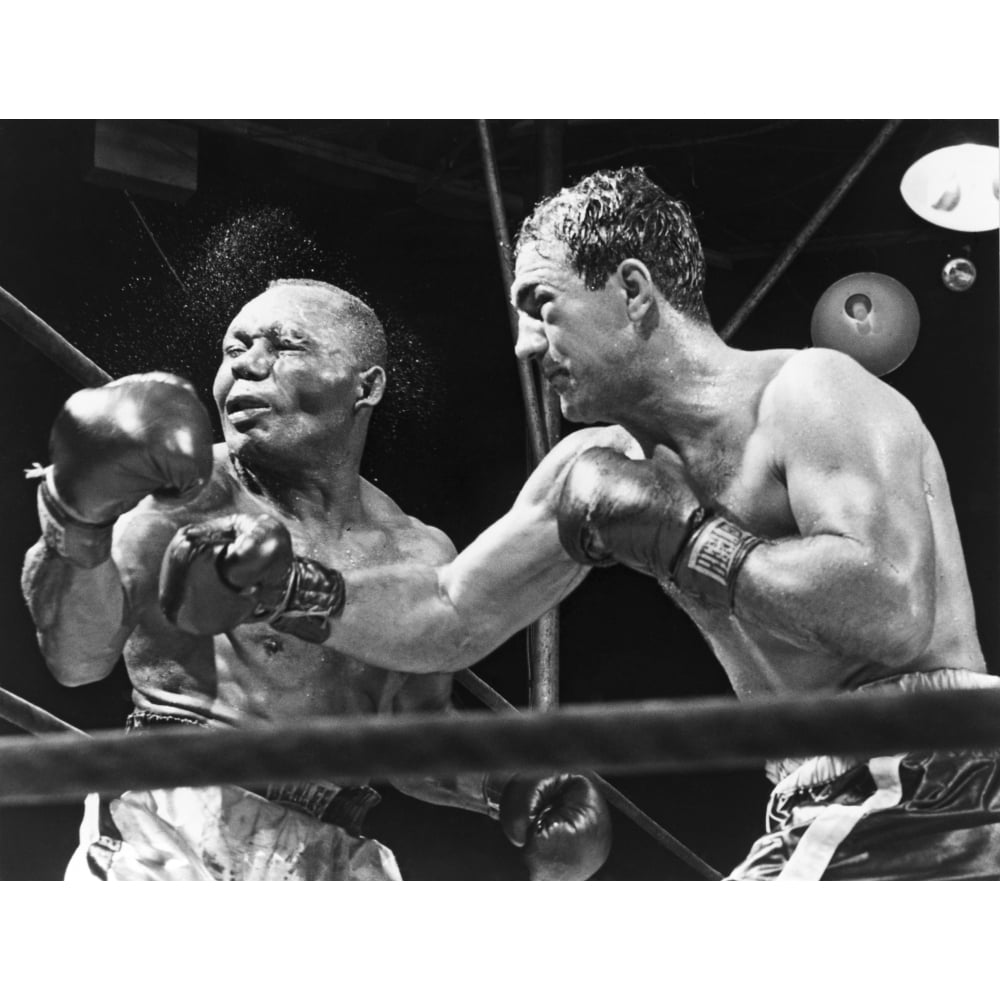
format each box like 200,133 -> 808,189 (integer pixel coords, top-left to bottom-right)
1,284 -> 112,387
721,118 -> 902,341
0,686 -> 87,737
2,687 -> 1000,806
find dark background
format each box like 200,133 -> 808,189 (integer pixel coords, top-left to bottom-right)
0,119 -> 996,880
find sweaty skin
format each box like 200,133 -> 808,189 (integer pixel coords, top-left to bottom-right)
116,448 -> 458,727
22,283 -> 491,811
650,347 -> 983,696
315,243 -> 984,698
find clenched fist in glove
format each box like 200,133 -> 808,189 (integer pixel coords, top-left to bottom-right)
489,773 -> 612,880
38,373 -> 214,567
556,447 -> 762,611
159,513 -> 345,643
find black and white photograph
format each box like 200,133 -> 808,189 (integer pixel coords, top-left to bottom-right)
0,23 -> 997,978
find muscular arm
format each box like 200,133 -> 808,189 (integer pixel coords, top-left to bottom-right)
325,426 -> 637,674
22,500 -> 200,687
733,351 -> 935,665
21,539 -> 131,686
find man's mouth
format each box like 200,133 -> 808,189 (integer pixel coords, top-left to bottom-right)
544,367 -> 569,389
226,394 -> 271,422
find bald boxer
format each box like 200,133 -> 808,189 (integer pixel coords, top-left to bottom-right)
21,278 -> 611,881
163,170 -> 1000,880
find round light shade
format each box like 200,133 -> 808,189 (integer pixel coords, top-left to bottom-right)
811,272 -> 920,376
900,142 -> 999,232
942,257 -> 977,292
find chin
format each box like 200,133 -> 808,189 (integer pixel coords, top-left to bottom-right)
560,395 -> 599,426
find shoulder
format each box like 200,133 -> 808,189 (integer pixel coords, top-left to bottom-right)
360,477 -> 457,563
763,348 -> 918,430
760,349 -> 927,478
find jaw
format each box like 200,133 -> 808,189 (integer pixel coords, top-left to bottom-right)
557,379 -> 611,426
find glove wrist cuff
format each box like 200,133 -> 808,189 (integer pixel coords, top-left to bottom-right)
266,556 -> 346,643
36,472 -> 115,568
671,510 -> 761,611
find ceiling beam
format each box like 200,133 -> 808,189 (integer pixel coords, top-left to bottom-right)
721,227 -> 974,261
184,119 -> 524,215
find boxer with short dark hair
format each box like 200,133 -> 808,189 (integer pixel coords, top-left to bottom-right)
216,168 -> 1000,880
22,277 -> 612,881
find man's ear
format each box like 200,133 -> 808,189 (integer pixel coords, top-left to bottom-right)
355,365 -> 386,411
617,258 -> 658,334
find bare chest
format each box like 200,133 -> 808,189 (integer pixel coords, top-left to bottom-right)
680,428 -> 792,541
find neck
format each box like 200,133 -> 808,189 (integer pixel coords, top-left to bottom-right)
614,328 -> 748,459
232,436 -> 367,526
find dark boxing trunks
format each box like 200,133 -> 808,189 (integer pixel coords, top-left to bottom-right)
729,668 -> 1000,881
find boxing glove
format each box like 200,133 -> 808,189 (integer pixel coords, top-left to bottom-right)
159,513 -> 345,642
490,773 -> 612,881
556,447 -> 761,610
37,373 -> 214,567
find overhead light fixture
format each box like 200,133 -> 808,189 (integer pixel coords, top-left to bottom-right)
941,255 -> 977,292
900,142 -> 999,232
811,272 -> 920,376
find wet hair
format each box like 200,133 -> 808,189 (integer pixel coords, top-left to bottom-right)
268,277 -> 387,370
515,167 -> 711,326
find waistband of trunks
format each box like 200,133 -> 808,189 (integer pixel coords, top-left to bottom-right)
766,667 -> 1000,789
124,709 -> 381,836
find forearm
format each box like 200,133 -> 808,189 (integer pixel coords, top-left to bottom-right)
733,534 -> 930,664
21,539 -> 130,685
329,513 -> 588,674
389,771 -> 498,816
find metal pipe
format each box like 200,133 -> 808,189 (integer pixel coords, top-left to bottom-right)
528,613 -> 560,710
1,284 -> 112,387
530,119 -> 567,712
722,119 -> 903,341
476,119 -> 549,464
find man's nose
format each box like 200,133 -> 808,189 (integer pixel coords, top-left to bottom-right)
230,341 -> 273,380
514,316 -> 547,361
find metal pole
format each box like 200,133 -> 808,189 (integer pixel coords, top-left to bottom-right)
476,119 -> 549,465
535,120 -> 565,454
722,119 -> 903,341
529,119 -> 566,712
1,284 -> 112,387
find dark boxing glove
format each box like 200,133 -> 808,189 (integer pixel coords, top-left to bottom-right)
37,373 -> 214,567
159,513 -> 345,642
488,773 -> 612,881
556,447 -> 762,610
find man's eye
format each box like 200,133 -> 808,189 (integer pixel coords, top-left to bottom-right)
223,344 -> 245,358
277,340 -> 304,352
